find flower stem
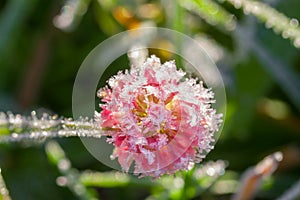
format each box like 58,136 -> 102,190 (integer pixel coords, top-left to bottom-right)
0,111 -> 102,144
0,168 -> 11,200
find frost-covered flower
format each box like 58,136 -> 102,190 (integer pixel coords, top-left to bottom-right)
95,55 -> 222,177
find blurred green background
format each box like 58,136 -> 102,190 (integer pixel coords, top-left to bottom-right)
0,0 -> 300,199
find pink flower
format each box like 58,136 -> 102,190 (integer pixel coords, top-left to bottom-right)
95,55 -> 222,177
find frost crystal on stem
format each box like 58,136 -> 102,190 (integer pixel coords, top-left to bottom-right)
0,111 -> 101,143
95,55 -> 222,177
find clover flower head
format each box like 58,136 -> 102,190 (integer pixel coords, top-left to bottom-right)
95,55 -> 222,177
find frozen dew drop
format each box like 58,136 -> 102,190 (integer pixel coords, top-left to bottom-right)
110,154 -> 116,160
74,184 -> 86,195
174,177 -> 184,189
56,176 -> 68,187
233,0 -> 242,9
282,30 -> 290,39
187,161 -> 195,170
243,4 -> 251,15
294,37 -> 300,48
290,18 -> 299,27
58,159 -> 71,171
273,27 -> 281,35
207,167 -> 216,176
265,20 -> 274,29
274,151 -> 283,162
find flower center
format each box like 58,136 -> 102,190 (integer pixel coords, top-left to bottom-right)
131,88 -> 180,142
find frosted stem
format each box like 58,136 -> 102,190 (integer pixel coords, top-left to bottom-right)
232,151 -> 283,200
221,0 -> 300,48
45,141 -> 95,200
0,111 -> 102,144
0,168 -> 11,200
277,179 -> 300,200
